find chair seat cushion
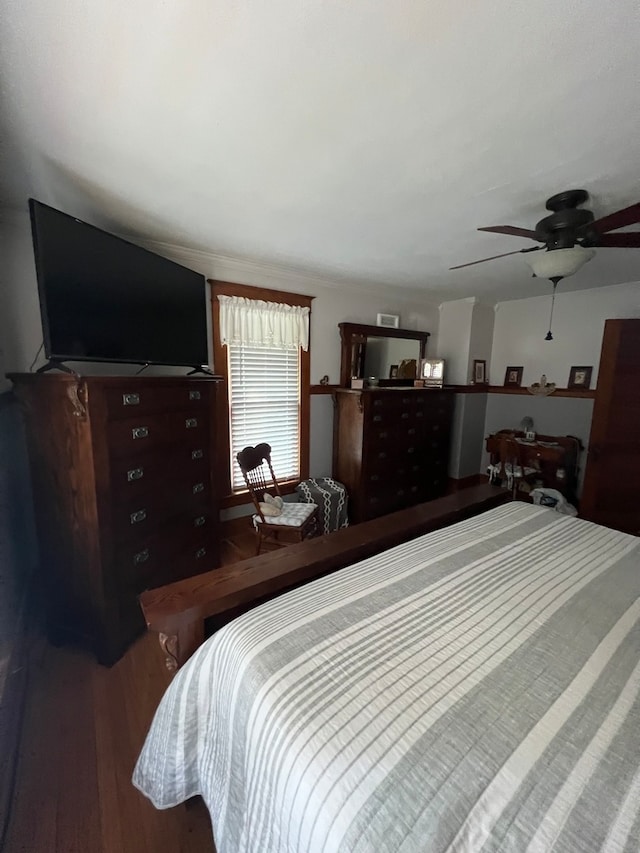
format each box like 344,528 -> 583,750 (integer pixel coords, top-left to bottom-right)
254,502 -> 316,528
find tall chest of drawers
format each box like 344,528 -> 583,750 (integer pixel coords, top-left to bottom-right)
10,373 -> 221,664
333,388 -> 454,524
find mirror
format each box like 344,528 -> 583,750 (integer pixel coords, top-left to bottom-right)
361,337 -> 422,380
339,322 -> 430,387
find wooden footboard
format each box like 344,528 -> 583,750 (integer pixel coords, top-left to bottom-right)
139,485 -> 509,672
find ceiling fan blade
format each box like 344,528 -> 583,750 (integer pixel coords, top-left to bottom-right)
478,225 -> 540,240
449,247 -> 541,270
596,232 -> 640,248
591,202 -> 640,234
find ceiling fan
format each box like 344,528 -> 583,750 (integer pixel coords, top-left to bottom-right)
450,189 -> 640,272
450,189 -> 640,339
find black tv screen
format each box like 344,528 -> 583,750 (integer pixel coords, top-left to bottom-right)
29,199 -> 209,367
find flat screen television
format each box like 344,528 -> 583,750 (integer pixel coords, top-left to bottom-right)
29,199 -> 209,368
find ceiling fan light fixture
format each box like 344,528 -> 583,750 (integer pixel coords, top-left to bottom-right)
524,246 -> 595,280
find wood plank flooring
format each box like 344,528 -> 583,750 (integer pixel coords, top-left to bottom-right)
3,530 -> 257,853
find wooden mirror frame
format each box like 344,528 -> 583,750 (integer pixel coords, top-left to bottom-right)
338,322 -> 431,387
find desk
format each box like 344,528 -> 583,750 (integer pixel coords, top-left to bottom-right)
486,430 -> 582,501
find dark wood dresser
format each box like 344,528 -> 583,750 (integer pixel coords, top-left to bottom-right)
333,388 -> 454,523
10,373 -> 221,664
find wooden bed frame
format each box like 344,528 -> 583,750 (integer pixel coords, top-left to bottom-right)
139,484 -> 509,672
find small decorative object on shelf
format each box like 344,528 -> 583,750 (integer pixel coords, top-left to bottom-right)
376,313 -> 400,329
472,359 -> 487,385
504,366 -> 523,387
420,358 -> 445,387
389,364 -> 399,379
567,365 -> 593,390
527,374 -> 557,396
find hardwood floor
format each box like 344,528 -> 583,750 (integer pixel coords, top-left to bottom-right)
3,530 -> 256,853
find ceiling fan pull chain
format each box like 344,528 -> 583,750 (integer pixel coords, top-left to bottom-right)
545,279 -> 559,341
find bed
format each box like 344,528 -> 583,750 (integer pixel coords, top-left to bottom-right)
133,502 -> 640,852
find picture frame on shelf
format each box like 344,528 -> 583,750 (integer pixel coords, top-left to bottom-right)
376,313 -> 400,329
472,359 -> 487,385
419,358 -> 445,387
567,365 -> 593,390
389,364 -> 399,379
504,366 -> 524,387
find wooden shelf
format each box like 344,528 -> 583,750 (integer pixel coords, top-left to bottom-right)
486,385 -> 597,399
445,384 -> 596,399
324,384 -> 597,399
310,384 -> 340,395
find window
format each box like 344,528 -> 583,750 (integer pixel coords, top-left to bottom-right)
210,281 -> 313,503
228,343 -> 300,490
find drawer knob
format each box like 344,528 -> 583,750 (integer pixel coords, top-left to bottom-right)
122,393 -> 140,406
401,412 -> 409,419
194,515 -> 206,527
416,411 -> 424,418
373,399 -> 383,407
195,547 -> 207,559
185,418 -> 198,429
130,509 -> 147,524
378,451 -> 387,459
191,448 -> 204,460
189,390 -> 201,401
407,447 -> 416,454
127,466 -> 144,482
370,474 -> 380,482
402,397 -> 411,404
433,424 -> 440,431
132,426 -> 149,439
397,488 -> 405,496
378,430 -> 388,439
373,414 -> 382,422
411,485 -> 418,493
408,428 -> 416,435
193,482 -> 205,494
133,548 -> 149,565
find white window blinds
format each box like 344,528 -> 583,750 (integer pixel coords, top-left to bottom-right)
228,343 -> 301,490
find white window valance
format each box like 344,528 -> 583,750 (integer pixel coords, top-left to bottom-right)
218,295 -> 310,351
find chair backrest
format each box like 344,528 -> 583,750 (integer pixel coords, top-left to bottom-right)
236,443 -> 282,518
497,436 -> 528,495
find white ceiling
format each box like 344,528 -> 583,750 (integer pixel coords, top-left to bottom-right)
2,0 -> 640,301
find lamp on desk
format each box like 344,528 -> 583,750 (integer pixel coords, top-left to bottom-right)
520,416 -> 536,442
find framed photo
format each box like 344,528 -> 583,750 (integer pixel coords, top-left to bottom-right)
472,359 -> 487,385
420,358 -> 444,387
504,366 -> 523,387
389,364 -> 399,379
567,365 -> 593,389
376,313 -> 400,329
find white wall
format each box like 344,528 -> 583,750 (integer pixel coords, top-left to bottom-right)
491,281 -> 640,388
434,298 -> 474,384
468,302 -> 495,377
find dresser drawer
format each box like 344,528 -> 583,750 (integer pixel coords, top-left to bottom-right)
104,384 -> 209,420
110,444 -> 210,502
366,440 -> 422,468
113,512 -> 214,592
369,391 -> 418,409
111,475 -> 211,543
107,410 -> 209,458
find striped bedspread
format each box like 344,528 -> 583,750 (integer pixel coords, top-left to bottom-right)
133,503 -> 640,852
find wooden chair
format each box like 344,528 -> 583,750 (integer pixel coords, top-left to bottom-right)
236,443 -> 319,555
493,435 -> 539,498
